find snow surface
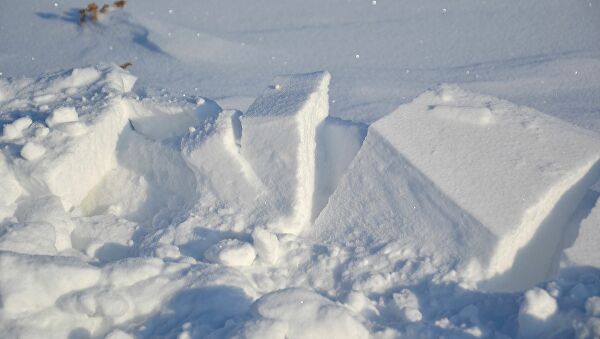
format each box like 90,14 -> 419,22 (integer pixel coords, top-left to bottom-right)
1,1 -> 600,338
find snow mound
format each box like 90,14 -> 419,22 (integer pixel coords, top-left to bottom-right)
315,85 -> 600,291
241,71 -> 331,234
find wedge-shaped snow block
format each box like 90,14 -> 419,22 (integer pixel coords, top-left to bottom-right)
241,71 -> 331,234
315,85 -> 600,291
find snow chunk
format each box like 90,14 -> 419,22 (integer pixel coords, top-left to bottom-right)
391,289 -> 422,322
204,239 -> 256,267
20,141 -> 46,160
2,116 -> 32,140
0,252 -> 101,315
0,153 -> 22,208
15,195 -> 74,251
232,288 -> 368,339
252,227 -> 279,264
0,222 -> 56,255
71,215 -> 139,262
518,288 -> 558,337
315,85 -> 600,291
46,106 -> 78,127
104,67 -> 137,93
241,71 -> 331,234
50,67 -> 101,92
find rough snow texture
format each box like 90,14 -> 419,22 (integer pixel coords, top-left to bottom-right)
241,71 -> 331,234
315,85 -> 600,291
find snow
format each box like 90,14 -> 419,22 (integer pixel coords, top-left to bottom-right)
315,85 -> 600,291
205,239 -> 256,267
1,1 -> 600,338
518,288 -> 559,337
230,288 -> 369,339
241,71 -> 330,234
563,199 -> 600,268
45,106 -> 78,127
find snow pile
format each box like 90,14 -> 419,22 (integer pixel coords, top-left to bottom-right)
1,66 -> 600,338
315,85 -> 600,291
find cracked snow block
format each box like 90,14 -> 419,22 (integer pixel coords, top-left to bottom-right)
315,85 -> 600,291
241,71 -> 331,234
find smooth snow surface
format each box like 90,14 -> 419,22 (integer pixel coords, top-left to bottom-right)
1,1 -> 600,338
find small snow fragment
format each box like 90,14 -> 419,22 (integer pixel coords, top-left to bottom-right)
274,84 -> 281,90
252,227 -> 279,264
21,142 -> 46,160
2,117 -> 32,140
154,244 -> 182,259
34,126 -> 50,137
586,296 -> 600,317
518,288 -> 558,337
372,1 -> 377,5
520,288 -> 557,320
55,121 -> 88,136
204,239 -> 256,267
392,289 -> 422,322
355,54 -> 360,59
105,330 -> 133,339
234,288 -> 369,338
196,97 -> 205,105
47,106 -> 78,127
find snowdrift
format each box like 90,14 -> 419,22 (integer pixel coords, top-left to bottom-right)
1,66 -> 600,338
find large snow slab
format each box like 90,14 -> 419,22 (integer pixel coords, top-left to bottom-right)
241,71 -> 330,234
315,85 -> 600,290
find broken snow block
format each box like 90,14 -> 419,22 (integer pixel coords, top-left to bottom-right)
315,85 -> 600,291
182,109 -> 262,219
241,71 -> 331,234
18,99 -> 132,210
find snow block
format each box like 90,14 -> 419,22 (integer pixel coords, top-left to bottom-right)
21,99 -> 131,209
241,71 -> 331,234
315,86 -> 600,291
